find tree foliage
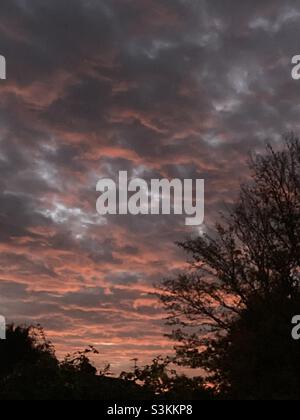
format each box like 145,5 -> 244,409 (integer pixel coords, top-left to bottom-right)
121,356 -> 213,400
158,135 -> 300,399
0,324 -> 149,400
0,324 -> 208,400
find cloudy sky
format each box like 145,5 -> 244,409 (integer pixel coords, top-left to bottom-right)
0,0 -> 299,372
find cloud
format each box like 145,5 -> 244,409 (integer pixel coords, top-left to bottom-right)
0,0 -> 299,371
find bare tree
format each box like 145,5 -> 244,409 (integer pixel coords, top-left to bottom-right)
158,134 -> 300,398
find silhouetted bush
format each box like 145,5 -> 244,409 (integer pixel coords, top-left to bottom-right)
0,324 -> 153,400
0,324 -> 204,400
121,356 -> 214,400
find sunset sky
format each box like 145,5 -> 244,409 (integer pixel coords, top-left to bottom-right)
0,0 -> 300,373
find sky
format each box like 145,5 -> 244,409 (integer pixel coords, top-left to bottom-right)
0,0 -> 300,373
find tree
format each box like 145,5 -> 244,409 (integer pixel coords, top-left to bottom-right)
158,134 -> 300,400
0,324 -> 61,400
120,356 -> 213,400
0,324 -> 153,400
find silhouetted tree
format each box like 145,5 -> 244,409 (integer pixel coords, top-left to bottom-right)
62,346 -> 100,376
120,356 -> 213,400
0,324 -> 152,400
0,324 -> 61,400
158,134 -> 300,400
